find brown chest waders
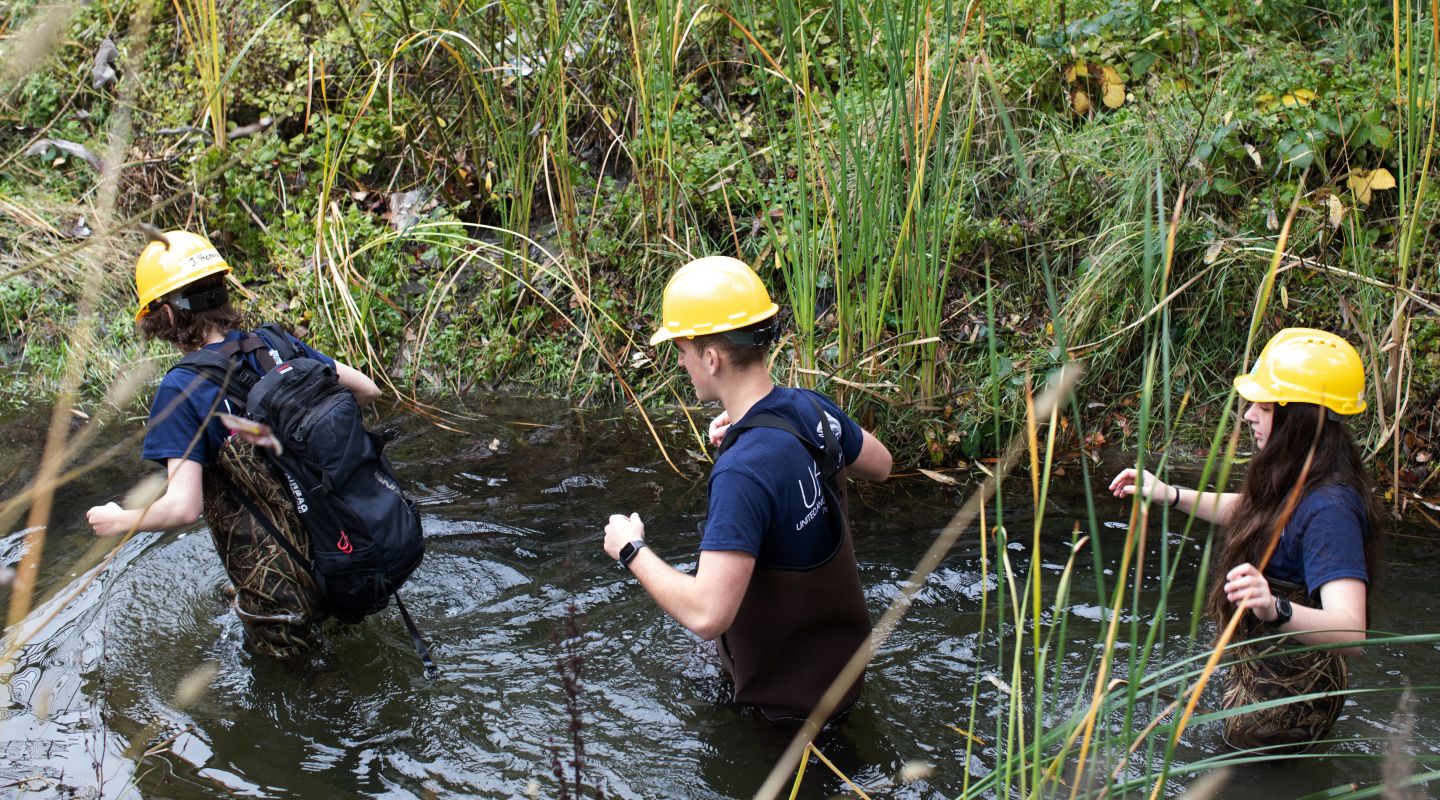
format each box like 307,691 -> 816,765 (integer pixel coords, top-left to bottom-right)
202,436 -> 327,658
1221,578 -> 1348,753
713,397 -> 872,722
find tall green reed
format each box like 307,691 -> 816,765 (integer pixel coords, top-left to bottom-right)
171,0 -> 225,146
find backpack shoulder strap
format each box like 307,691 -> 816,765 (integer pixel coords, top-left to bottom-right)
253,322 -> 299,363
173,348 -> 261,407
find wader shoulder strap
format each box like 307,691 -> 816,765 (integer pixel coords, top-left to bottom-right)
719,395 -> 842,482
226,484 -> 439,678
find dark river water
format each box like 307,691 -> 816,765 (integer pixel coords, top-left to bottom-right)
2,398 -> 1437,799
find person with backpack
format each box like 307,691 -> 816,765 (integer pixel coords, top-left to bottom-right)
85,230 -> 410,659
1108,328 -> 1376,751
601,256 -> 893,722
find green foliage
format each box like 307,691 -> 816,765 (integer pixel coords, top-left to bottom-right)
0,0 -> 1434,482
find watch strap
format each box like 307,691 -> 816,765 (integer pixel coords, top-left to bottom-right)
1272,596 -> 1293,626
619,540 -> 647,568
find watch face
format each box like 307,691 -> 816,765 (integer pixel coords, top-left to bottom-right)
1275,597 -> 1292,623
620,540 -> 644,566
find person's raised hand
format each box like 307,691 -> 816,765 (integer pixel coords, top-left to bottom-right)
1108,468 -> 1170,504
86,502 -> 130,537
1224,563 -> 1277,621
708,411 -> 733,448
603,512 -> 645,561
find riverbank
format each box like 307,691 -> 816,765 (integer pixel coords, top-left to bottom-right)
1,0 -> 1436,495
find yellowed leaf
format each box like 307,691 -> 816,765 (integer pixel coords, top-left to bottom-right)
1281,282 -> 1289,309
1368,167 -> 1397,190
1102,81 -> 1126,108
1293,87 -> 1317,103
919,468 -> 960,485
1203,240 -> 1224,264
948,724 -> 988,746
1064,64 -> 1078,82
1326,194 -> 1345,228
1100,65 -> 1122,85
1348,168 -> 1397,205
173,662 -> 220,708
1256,93 -> 1276,111
1073,62 -> 1090,78
1072,89 -> 1092,114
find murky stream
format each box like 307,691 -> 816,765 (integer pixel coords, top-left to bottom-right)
2,399 -> 1437,799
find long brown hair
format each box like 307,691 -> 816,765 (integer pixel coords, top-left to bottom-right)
136,275 -> 245,352
1206,401 -> 1378,624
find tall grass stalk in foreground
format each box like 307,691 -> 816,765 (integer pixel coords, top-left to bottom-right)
171,0 -> 226,146
2,0 -> 157,668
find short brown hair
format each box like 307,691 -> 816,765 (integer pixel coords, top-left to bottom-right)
137,275 -> 245,351
691,319 -> 776,370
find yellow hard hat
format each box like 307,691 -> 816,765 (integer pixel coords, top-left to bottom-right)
649,256 -> 780,346
134,230 -> 231,320
1233,328 -> 1367,415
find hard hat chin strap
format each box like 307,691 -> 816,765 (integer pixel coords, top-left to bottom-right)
722,321 -> 777,348
158,283 -> 228,315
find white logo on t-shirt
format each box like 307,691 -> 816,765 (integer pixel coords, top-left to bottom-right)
795,462 -> 825,531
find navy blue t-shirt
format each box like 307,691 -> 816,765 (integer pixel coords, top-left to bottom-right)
702,387 -> 865,569
140,329 -> 334,467
1265,483 -> 1370,592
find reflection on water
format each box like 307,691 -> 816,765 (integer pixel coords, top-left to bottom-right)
2,399 -> 1437,798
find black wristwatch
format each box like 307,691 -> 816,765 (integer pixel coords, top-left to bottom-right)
618,540 -> 647,569
1271,596 -> 1293,627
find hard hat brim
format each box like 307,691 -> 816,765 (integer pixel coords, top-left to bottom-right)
1232,374 -> 1277,404
648,303 -> 779,348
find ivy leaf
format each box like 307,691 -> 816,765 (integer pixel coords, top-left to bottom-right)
1280,137 -> 1314,169
1347,168 -> 1397,205
1212,176 -> 1241,195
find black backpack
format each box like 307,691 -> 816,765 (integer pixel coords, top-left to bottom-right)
175,323 -> 434,674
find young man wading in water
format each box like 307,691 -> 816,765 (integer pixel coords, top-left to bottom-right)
1110,328 -> 1377,752
86,231 -> 381,657
601,256 -> 893,722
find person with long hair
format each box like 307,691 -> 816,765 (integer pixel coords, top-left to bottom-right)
85,230 -> 381,657
1109,328 -> 1376,752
